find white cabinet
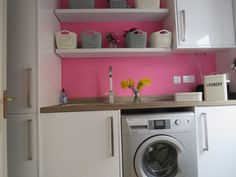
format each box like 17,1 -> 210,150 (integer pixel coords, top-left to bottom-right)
7,0 -> 61,113
7,0 -> 61,176
39,110 -> 122,177
195,106 -> 236,177
7,114 -> 38,177
163,0 -> 235,49
7,0 -> 37,114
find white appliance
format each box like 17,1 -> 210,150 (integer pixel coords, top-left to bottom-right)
122,112 -> 198,177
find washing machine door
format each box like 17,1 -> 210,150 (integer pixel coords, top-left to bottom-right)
134,135 -> 186,177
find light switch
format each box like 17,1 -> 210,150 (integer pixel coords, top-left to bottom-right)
173,76 -> 181,84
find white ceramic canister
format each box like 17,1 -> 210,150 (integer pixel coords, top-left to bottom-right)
204,74 -> 228,101
149,30 -> 172,48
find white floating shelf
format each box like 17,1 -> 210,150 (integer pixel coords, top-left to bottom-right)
56,48 -> 171,58
55,9 -> 169,22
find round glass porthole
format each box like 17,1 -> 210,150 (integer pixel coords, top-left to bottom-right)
141,142 -> 178,177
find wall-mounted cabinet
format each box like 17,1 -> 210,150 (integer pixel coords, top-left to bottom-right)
54,8 -> 172,58
55,0 -> 236,59
163,0 -> 235,49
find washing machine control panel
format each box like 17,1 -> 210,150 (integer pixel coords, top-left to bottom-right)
148,117 -> 193,131
149,119 -> 171,129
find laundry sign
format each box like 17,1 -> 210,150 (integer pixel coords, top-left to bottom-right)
204,74 -> 228,101
205,82 -> 223,87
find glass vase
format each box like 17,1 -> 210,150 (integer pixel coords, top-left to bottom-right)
109,41 -> 118,48
133,89 -> 141,103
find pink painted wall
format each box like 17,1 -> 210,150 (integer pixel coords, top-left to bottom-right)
59,0 -> 216,98
62,54 -> 216,97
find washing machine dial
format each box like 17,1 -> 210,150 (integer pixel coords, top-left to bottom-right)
175,119 -> 181,125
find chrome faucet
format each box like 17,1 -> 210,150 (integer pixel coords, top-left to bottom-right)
109,66 -> 113,93
108,66 -> 114,103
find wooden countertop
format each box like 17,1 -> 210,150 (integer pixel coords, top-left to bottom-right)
40,96 -> 236,113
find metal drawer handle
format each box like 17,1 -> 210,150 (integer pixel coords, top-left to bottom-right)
26,68 -> 32,108
110,116 -> 114,157
27,119 -> 33,160
201,113 -> 209,151
180,10 -> 186,41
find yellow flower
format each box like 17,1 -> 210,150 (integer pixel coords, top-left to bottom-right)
121,79 -> 134,89
121,77 -> 152,91
137,77 -> 152,90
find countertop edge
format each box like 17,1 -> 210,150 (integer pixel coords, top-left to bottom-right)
40,100 -> 236,113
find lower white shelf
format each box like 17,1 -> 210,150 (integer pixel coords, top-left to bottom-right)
56,48 -> 171,58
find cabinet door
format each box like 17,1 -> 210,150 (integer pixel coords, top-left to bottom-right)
176,0 -> 235,48
7,0 -> 37,114
40,110 -> 122,177
7,114 -> 38,177
0,0 -> 7,176
195,106 -> 236,177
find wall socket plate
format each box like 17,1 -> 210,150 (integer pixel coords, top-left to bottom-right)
183,75 -> 195,83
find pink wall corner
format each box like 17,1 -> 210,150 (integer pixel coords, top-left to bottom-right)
61,54 -> 216,98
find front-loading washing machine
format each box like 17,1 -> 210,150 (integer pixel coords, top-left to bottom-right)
122,112 -> 198,177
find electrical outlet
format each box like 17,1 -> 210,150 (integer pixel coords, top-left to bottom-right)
183,75 -> 195,83
173,76 -> 181,84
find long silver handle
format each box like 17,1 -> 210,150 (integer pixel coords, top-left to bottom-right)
180,10 -> 186,41
26,68 -> 32,108
110,116 -> 114,157
27,119 -> 33,160
201,113 -> 209,151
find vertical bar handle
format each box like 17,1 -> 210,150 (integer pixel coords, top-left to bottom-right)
201,113 -> 209,151
27,119 -> 33,160
26,68 -> 32,108
180,10 -> 186,41
110,116 -> 114,157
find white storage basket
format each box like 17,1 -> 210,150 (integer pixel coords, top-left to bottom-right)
150,30 -> 172,48
55,30 -> 77,49
135,0 -> 160,9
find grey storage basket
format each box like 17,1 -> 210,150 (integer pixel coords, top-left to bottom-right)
69,0 -> 94,9
125,30 -> 147,48
109,0 -> 127,8
80,30 -> 102,48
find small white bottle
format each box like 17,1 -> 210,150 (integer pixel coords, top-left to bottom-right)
60,88 -> 68,105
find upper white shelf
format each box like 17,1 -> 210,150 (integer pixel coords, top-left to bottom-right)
55,9 -> 169,22
56,48 -> 171,58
